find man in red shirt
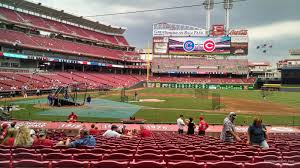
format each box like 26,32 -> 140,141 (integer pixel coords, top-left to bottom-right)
32,129 -> 53,147
89,124 -> 98,136
68,112 -> 78,123
140,125 -> 151,138
198,116 -> 209,136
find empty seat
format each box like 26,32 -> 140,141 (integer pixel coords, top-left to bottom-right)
224,155 -> 253,163
282,163 -> 300,168
73,153 -> 102,161
42,153 -> 72,161
165,154 -> 193,163
103,153 -> 133,162
0,153 -> 11,161
91,160 -> 127,168
187,149 -> 210,156
253,155 -> 281,163
13,153 -> 41,161
195,154 -> 223,162
206,161 -> 243,168
137,149 -> 162,155
244,162 -> 281,168
130,161 -> 165,168
52,160 -> 89,168
135,154 -> 163,162
13,160 -> 49,168
0,161 -> 11,168
168,161 -> 205,168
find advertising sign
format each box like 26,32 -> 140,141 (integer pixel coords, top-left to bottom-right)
211,25 -> 225,36
168,36 -> 231,55
153,29 -> 207,37
228,29 -> 248,36
153,42 -> 168,54
231,43 -> 248,55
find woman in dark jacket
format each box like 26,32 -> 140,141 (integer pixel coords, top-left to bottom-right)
187,118 -> 196,135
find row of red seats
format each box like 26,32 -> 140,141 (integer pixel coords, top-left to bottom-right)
0,72 -> 145,91
0,159 -> 299,168
0,29 -> 138,61
0,7 -> 129,46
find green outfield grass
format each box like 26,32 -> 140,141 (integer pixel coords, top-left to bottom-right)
1,88 -> 300,126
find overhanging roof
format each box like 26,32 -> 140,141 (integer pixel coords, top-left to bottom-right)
0,0 -> 126,35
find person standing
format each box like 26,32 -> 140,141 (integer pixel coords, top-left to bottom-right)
220,112 -> 241,143
87,95 -> 92,104
134,91 -> 138,101
198,116 -> 209,136
247,118 -> 269,149
187,118 -> 196,135
177,115 -> 185,134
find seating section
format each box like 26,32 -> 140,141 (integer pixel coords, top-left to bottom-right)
0,29 -> 139,61
0,7 -> 129,46
149,76 -> 256,84
0,72 -> 145,91
151,58 -> 249,74
0,132 -> 299,167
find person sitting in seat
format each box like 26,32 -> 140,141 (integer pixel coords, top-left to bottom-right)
68,112 -> 78,123
14,125 -> 34,147
32,129 -> 53,147
103,125 -> 131,138
2,129 -> 17,146
89,124 -> 98,136
139,125 -> 151,138
65,129 -> 96,148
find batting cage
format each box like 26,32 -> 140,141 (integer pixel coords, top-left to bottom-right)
212,93 -> 221,110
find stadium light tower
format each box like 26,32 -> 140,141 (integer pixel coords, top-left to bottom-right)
204,0 -> 214,33
224,0 -> 233,33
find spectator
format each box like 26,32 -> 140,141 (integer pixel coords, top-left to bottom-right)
32,129 -> 53,147
247,117 -> 269,149
2,129 -> 17,146
140,125 -> 151,138
177,115 -> 185,134
65,129 -> 96,148
187,118 -> 196,135
68,112 -> 78,123
103,125 -> 131,138
87,95 -> 92,104
198,116 -> 209,136
94,127 -> 100,136
0,123 -> 8,143
220,112 -> 241,142
14,125 -> 34,147
89,124 -> 98,136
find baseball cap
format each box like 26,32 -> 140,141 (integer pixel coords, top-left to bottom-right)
199,116 -> 204,120
38,129 -> 46,136
111,125 -> 118,130
229,112 -> 237,118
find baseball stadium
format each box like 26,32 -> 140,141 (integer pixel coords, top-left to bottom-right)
0,0 -> 300,168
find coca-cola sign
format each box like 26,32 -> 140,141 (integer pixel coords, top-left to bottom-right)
229,29 -> 248,36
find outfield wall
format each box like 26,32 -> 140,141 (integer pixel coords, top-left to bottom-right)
147,82 -> 254,90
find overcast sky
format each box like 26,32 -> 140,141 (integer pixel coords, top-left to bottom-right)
32,0 -> 300,64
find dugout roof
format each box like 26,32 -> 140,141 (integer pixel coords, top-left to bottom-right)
0,0 -> 126,35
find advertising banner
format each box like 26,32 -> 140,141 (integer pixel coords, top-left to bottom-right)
230,43 -> 248,55
153,29 -> 207,37
211,25 -> 225,36
148,82 -> 250,90
168,36 -> 231,55
153,42 -> 168,54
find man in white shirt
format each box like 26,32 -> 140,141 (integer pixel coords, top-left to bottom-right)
177,115 -> 185,134
103,125 -> 122,138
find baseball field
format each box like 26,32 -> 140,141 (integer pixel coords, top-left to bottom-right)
1,88 -> 300,126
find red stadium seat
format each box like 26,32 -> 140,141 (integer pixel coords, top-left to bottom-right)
91,160 -> 127,168
168,161 -> 205,168
130,161 -> 165,168
61,148 -> 85,154
282,156 -> 300,163
195,154 -> 223,162
103,153 -> 133,162
187,149 -> 210,156
206,161 -> 243,168
137,149 -> 162,155
134,154 -> 163,162
73,153 -> 102,161
52,160 -> 89,168
0,161 -> 11,168
165,154 -> 193,163
42,153 -> 73,161
12,148 -> 35,154
13,160 -> 49,168
12,153 -> 41,161
86,149 -> 112,154
163,149 -> 183,155
0,153 -> 11,161
282,163 -> 300,168
224,155 -> 253,163
244,162 -> 281,168
212,150 -> 235,156
253,155 -> 281,163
